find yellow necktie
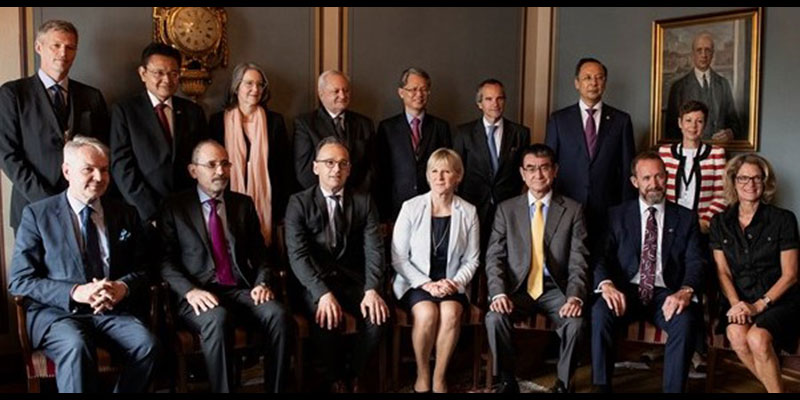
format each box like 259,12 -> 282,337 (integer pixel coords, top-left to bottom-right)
527,200 -> 544,299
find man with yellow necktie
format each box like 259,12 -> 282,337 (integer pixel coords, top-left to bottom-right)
485,144 -> 590,393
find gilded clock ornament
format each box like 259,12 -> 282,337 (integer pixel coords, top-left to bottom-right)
153,7 -> 229,100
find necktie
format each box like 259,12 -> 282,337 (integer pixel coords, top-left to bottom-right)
486,125 -> 499,175
52,85 -> 68,131
527,201 -> 545,300
639,207 -> 658,305
154,103 -> 173,146
80,206 -> 104,280
410,117 -> 421,153
334,115 -> 345,139
329,194 -> 345,253
206,199 -> 236,286
585,108 -> 597,159
702,73 -> 709,91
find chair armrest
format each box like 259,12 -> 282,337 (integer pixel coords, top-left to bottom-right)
13,296 -> 34,361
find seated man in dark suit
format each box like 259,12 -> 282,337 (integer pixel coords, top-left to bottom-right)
159,140 -> 292,393
0,20 -> 109,231
485,144 -> 589,393
375,67 -> 452,221
9,136 -> 158,393
591,151 -> 704,393
294,70 -> 375,192
285,136 -> 388,392
110,42 -> 208,225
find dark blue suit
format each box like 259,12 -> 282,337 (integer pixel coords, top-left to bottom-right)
591,199 -> 704,392
8,192 -> 158,392
545,103 -> 635,250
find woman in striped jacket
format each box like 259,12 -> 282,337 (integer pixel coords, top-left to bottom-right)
658,100 -> 727,234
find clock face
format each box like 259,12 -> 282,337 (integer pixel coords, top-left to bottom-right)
171,7 -> 221,53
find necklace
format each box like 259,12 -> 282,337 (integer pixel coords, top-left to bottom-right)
431,218 -> 451,254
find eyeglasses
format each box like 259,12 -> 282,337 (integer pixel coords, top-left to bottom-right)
401,86 -> 430,95
145,68 -> 180,80
194,160 -> 232,170
241,80 -> 267,90
315,159 -> 351,169
522,164 -> 553,174
735,175 -> 763,185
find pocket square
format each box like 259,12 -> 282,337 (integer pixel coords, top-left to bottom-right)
119,229 -> 131,241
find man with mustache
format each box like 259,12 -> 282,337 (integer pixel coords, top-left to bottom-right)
590,151 -> 704,393
159,140 -> 292,392
0,20 -> 109,232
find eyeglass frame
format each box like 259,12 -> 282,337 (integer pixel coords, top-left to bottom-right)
735,174 -> 764,185
314,159 -> 351,169
401,86 -> 431,95
521,163 -> 555,174
144,68 -> 181,80
193,160 -> 233,170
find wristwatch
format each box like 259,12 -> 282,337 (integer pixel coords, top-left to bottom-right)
761,295 -> 772,308
679,286 -> 694,295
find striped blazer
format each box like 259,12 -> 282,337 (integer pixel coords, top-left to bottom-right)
658,143 -> 727,223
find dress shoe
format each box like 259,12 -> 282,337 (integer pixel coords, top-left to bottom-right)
550,379 -> 571,393
330,380 -> 349,393
491,379 -> 520,393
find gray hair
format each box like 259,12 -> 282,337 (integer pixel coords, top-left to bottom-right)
475,78 -> 505,103
63,136 -> 108,165
398,67 -> 431,88
191,139 -> 226,164
692,32 -> 715,52
226,62 -> 270,110
315,135 -> 349,159
317,70 -> 349,92
36,20 -> 78,44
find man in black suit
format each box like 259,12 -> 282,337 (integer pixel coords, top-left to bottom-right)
159,140 -> 292,393
375,67 -> 452,221
545,58 -> 635,252
9,137 -> 158,392
591,152 -> 704,393
285,136 -> 387,392
110,42 -> 207,224
454,78 -> 530,258
294,70 -> 375,192
0,20 -> 109,231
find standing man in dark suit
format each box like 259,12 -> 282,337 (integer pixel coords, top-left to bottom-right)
484,144 -> 589,393
9,137 -> 158,392
110,42 -> 207,225
591,152 -> 704,393
375,67 -> 452,221
285,136 -> 387,392
159,140 -> 292,393
545,58 -> 635,253
0,20 -> 109,231
294,70 -> 375,192
454,78 -> 530,262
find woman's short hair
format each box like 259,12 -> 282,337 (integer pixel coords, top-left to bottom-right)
226,62 -> 270,110
426,148 -> 463,181
678,100 -> 709,120
723,153 -> 777,204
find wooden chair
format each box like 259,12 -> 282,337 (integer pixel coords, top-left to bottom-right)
13,285 -> 159,393
482,312 -> 555,389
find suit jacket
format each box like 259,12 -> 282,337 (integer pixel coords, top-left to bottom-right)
285,185 -> 384,304
8,192 -> 147,348
454,118 -> 529,247
545,103 -> 635,236
159,189 -> 273,298
375,112 -> 452,220
293,108 -> 375,192
210,108 -> 293,221
485,192 -> 589,302
110,91 -> 208,222
391,192 -> 480,299
0,75 -> 109,229
666,69 -> 742,140
593,199 -> 704,294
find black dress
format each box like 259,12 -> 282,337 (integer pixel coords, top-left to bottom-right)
401,216 -> 468,309
710,203 -> 800,351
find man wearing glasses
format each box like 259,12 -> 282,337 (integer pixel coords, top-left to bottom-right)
485,144 -> 589,393
159,140 -> 292,393
110,42 -> 208,225
286,136 -> 387,392
375,67 -> 452,221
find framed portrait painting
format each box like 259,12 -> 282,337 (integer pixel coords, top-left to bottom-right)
650,8 -> 761,151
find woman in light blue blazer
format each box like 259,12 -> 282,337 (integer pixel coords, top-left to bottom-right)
391,148 -> 480,393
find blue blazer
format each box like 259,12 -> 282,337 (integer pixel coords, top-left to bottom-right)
8,192 -> 147,348
593,199 -> 704,293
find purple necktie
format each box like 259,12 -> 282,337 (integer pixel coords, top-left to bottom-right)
639,206 -> 657,305
410,117 -> 421,153
584,108 -> 597,159
207,199 -> 236,286
154,103 -> 173,147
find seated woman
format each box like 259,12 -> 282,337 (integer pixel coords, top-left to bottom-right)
391,148 -> 479,393
209,62 -> 292,246
710,153 -> 800,393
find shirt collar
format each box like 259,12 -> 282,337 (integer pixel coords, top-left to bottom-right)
324,107 -> 344,120
66,193 -> 103,219
694,67 -> 710,82
483,116 -> 504,131
320,186 -> 344,199
639,197 -> 665,216
527,190 -> 553,208
146,90 -> 173,109
579,99 -> 603,113
197,186 -> 223,205
38,69 -> 69,92
406,111 -> 425,125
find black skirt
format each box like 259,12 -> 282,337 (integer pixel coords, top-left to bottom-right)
400,288 -> 469,310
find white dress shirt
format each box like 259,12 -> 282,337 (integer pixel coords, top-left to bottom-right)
66,194 -> 110,274
579,99 -> 602,132
630,198 -> 666,288
483,116 -> 504,157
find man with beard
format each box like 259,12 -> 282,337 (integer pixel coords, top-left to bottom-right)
590,151 -> 704,393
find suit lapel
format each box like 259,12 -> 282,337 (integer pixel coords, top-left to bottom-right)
140,92 -> 172,156
57,194 -> 87,281
495,119 -> 515,174
187,194 -> 212,256
545,195 -> 566,247
446,196 -> 461,267
568,105 -> 591,163
626,201 -> 642,267
222,193 -> 238,262
31,77 -> 66,141
170,98 -> 185,163
661,203 -> 677,269
101,198 -> 119,277
471,121 -> 493,179
418,116 -> 434,157
592,104 -> 613,165
514,195 -> 532,270
338,192 -> 353,259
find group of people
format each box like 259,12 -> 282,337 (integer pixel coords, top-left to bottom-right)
2,20 -> 797,394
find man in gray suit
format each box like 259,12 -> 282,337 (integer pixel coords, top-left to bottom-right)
485,143 -> 589,393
